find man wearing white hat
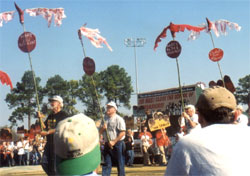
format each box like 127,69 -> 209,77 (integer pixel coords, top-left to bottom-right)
38,95 -> 68,175
181,104 -> 201,134
100,101 -> 126,176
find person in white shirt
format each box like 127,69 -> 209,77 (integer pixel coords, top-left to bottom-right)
17,138 -> 25,165
165,86 -> 250,176
181,104 -> 201,134
23,137 -> 30,165
140,126 -> 153,166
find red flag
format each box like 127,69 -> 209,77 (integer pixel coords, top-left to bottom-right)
154,22 -> 206,50
14,2 -> 24,24
0,70 -> 13,89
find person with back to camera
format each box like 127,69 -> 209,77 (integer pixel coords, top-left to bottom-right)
54,113 -> 101,176
165,86 -> 250,175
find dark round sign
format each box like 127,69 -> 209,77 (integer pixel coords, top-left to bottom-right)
209,48 -> 224,62
166,40 -> 182,58
18,32 -> 36,53
83,57 -> 95,76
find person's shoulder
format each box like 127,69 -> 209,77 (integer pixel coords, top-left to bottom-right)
59,110 -> 68,116
115,114 -> 125,121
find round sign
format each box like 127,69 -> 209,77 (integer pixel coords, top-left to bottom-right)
208,48 -> 224,62
18,32 -> 36,53
83,57 -> 95,76
166,40 -> 182,58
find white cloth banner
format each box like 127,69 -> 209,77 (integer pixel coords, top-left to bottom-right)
0,11 -> 15,27
25,8 -> 66,27
188,19 -> 241,40
79,26 -> 113,52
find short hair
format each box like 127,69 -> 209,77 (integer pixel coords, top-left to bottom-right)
197,107 -> 234,124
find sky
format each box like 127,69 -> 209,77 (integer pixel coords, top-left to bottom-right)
1,0 -> 250,128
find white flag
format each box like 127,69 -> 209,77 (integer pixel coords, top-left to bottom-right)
79,26 -> 113,52
0,11 -> 15,27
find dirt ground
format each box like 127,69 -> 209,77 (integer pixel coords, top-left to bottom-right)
0,164 -> 167,176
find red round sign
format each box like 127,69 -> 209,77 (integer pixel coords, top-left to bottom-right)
209,48 -> 224,62
83,57 -> 95,76
166,40 -> 182,58
18,32 -> 36,53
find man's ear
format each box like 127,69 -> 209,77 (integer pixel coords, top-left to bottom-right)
198,112 -> 207,128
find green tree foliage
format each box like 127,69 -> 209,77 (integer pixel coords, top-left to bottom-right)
43,75 -> 79,116
5,71 -> 43,128
78,73 -> 103,120
235,74 -> 250,105
99,65 -> 133,109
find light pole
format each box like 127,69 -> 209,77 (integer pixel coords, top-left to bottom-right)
124,38 -> 146,103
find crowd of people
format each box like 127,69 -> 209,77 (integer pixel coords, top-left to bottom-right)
0,135 -> 45,167
1,87 -> 250,175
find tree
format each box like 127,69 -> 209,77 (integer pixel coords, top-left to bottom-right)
99,65 -> 133,109
43,75 -> 79,116
5,71 -> 43,128
77,73 -> 103,120
235,74 -> 250,105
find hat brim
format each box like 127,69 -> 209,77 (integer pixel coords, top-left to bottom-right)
56,144 -> 101,175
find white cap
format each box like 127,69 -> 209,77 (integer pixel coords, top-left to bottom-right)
107,101 -> 117,110
49,95 -> 63,107
236,105 -> 243,111
54,113 -> 101,175
184,104 -> 195,111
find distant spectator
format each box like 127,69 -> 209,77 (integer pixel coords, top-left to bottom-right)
124,129 -> 134,167
155,129 -> 170,166
139,126 -> 153,166
17,138 -> 25,165
233,105 -> 248,126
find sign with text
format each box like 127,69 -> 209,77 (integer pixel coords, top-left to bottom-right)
18,32 -> 36,53
148,116 -> 171,132
138,84 -> 202,116
83,57 -> 95,76
166,40 -> 182,58
209,48 -> 224,62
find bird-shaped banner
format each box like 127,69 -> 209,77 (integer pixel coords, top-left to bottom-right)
154,22 -> 206,51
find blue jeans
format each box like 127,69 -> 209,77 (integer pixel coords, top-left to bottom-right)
102,141 -> 125,176
126,150 -> 134,166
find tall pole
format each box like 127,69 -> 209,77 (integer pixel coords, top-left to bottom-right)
124,38 -> 146,104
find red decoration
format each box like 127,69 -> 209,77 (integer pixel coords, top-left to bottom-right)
83,57 -> 95,76
14,2 -> 24,24
208,48 -> 223,62
0,70 -> 13,89
154,22 -> 206,50
18,32 -> 36,53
